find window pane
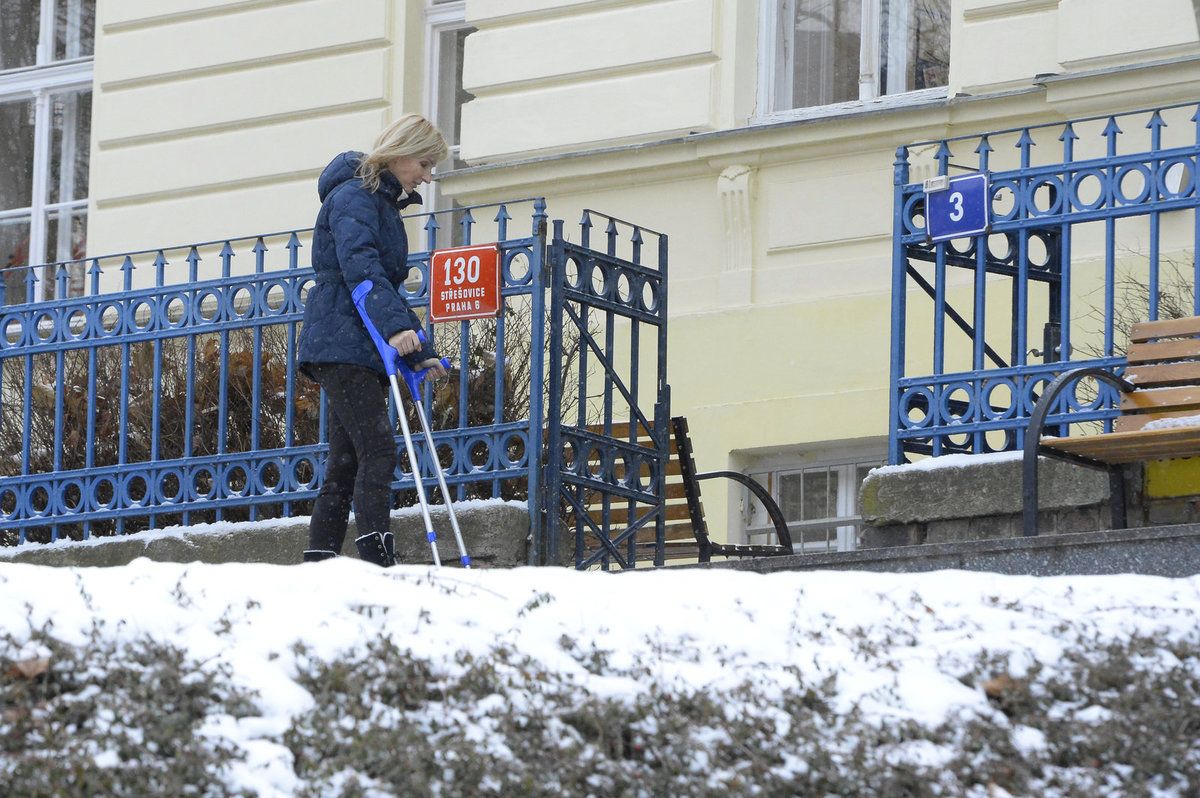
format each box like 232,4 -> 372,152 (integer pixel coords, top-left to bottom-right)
881,0 -> 949,94
1,216 -> 31,304
802,468 -> 838,520
45,206 -> 85,263
45,208 -> 86,296
0,98 -> 35,212
779,472 -> 802,521
435,26 -> 476,148
49,90 -> 91,204
0,0 -> 40,71
787,0 -> 862,109
54,0 -> 96,61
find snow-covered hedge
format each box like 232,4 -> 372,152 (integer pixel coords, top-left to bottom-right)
1,561 -> 1198,797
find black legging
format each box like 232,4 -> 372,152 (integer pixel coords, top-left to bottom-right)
306,363 -> 397,555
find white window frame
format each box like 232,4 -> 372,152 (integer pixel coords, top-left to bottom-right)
422,0 -> 471,222
0,0 -> 94,302
743,441 -> 886,553
755,0 -> 949,126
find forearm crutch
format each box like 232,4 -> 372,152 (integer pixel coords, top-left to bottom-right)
351,280 -> 471,568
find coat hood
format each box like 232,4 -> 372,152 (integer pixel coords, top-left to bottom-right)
317,151 -> 423,208
317,151 -> 364,202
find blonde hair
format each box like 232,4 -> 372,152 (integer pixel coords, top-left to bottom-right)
356,114 -> 450,193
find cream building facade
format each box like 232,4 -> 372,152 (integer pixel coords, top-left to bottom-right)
64,0 -> 1200,549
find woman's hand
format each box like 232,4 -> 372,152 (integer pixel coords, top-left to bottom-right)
415,358 -> 448,380
388,330 -> 421,356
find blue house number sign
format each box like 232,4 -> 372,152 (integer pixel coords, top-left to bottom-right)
925,173 -> 989,243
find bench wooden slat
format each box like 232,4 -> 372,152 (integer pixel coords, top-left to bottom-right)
1129,316 -> 1200,343
573,500 -> 695,526
579,438 -> 679,456
1043,425 -> 1200,464
1119,386 -> 1200,414
1126,338 -> 1200,364
1114,408 -> 1200,432
580,422 -> 659,440
611,459 -> 683,479
1125,361 -> 1200,388
642,541 -> 703,560
584,521 -> 697,547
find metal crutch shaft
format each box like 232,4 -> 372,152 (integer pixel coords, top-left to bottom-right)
403,379 -> 471,568
387,373 -> 441,567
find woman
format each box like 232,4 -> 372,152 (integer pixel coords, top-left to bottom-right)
298,114 -> 449,566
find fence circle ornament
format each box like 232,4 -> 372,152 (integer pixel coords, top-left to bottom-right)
1115,164 -> 1153,205
1026,176 -> 1065,216
1068,169 -> 1107,211
938,382 -> 976,423
981,379 -> 1018,421
1160,160 -> 1193,198
899,387 -> 935,429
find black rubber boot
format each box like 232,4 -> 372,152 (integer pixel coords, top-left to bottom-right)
354,531 -> 396,567
303,549 -> 338,563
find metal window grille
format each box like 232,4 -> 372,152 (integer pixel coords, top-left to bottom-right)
746,458 -> 882,552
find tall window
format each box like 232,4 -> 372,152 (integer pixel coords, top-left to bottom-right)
0,0 -> 94,304
424,0 -> 475,248
744,445 -> 884,552
763,0 -> 949,116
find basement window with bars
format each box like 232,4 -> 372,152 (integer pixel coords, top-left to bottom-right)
0,0 -> 95,304
759,0 -> 950,120
745,450 -> 884,553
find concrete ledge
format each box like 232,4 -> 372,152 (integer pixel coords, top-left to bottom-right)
0,500 -> 531,568
861,452 -> 1110,524
676,523 -> 1200,577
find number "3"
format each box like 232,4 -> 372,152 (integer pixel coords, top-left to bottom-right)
948,191 -> 964,221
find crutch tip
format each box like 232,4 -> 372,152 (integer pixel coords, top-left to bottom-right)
460,556 -> 471,568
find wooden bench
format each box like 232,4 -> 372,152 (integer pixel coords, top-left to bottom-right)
568,417 -> 793,565
1023,316 -> 1200,536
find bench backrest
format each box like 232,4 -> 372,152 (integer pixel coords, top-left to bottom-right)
1120,316 -> 1200,431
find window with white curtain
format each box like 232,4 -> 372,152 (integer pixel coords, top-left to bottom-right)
762,0 -> 950,117
424,0 -> 475,248
0,0 -> 94,304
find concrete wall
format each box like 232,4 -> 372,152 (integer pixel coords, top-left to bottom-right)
0,501 -> 532,568
859,453 -> 1200,547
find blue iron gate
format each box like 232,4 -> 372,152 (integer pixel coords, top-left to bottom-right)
890,102 -> 1200,464
543,212 -> 669,569
0,200 -> 549,546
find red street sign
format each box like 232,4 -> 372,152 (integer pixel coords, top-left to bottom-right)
428,243 -> 501,322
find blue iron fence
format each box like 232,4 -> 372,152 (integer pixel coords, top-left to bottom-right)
890,102 -> 1200,463
1,198 -> 674,569
0,199 -> 550,549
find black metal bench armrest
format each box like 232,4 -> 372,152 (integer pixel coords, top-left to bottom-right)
1022,365 -> 1134,537
697,470 -> 794,553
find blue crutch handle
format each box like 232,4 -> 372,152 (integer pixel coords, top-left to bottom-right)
351,279 -> 451,393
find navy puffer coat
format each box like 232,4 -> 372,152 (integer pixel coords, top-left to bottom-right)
298,151 -> 437,380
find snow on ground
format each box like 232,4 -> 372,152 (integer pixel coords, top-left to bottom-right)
1,559 -> 1198,795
